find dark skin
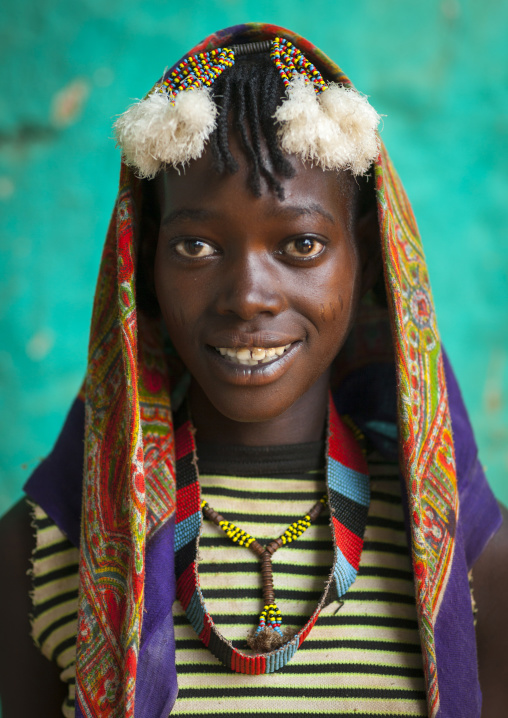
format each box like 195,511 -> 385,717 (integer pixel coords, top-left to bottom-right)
154,136 -> 377,446
1,140 -> 507,717
0,499 -> 68,717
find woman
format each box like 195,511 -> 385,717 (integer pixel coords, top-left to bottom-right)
1,23 -> 507,718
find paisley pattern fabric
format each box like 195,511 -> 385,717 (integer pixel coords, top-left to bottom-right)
76,174 -> 178,715
75,23 -> 457,718
374,147 -> 458,716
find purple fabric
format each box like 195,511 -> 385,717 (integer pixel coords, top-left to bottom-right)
432,353 -> 502,718
24,398 -> 84,547
433,520 -> 483,717
135,517 -> 178,718
23,356 -> 502,718
442,351 -> 502,569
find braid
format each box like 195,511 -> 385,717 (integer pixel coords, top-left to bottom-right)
245,72 -> 287,199
213,71 -> 238,175
259,65 -> 295,181
210,54 -> 295,198
233,68 -> 263,196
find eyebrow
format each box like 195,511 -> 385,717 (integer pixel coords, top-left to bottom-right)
264,203 -> 336,225
161,203 -> 336,227
161,208 -> 215,226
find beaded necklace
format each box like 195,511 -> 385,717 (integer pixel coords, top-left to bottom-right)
201,492 -> 328,649
174,395 -> 370,674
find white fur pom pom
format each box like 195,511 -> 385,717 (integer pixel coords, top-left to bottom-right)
113,87 -> 218,178
318,84 -> 380,175
273,75 -> 326,165
274,77 -> 380,175
154,88 -> 217,167
114,92 -> 171,179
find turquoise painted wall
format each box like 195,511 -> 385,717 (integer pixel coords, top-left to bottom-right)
1,0 -> 507,516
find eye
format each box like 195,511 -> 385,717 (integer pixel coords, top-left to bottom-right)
173,238 -> 216,258
283,236 -> 325,259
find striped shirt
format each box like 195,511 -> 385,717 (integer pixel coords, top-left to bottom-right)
30,502 -> 79,718
171,441 -> 427,717
29,442 -> 427,717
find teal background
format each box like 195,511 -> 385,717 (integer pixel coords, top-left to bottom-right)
1,0 -> 507,516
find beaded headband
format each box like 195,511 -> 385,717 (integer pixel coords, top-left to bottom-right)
114,37 -> 380,179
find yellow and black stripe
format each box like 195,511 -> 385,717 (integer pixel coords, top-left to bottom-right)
30,503 -> 79,718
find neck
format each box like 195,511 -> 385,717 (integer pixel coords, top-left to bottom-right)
188,372 -> 330,446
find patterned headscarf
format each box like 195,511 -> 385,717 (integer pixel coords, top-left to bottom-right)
76,23 -> 457,718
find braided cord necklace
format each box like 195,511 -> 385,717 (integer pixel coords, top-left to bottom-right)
201,492 -> 328,650
174,394 -> 370,674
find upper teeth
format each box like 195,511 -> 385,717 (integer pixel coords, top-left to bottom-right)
215,345 -> 291,366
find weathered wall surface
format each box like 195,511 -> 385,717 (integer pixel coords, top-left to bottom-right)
1,0 -> 507,514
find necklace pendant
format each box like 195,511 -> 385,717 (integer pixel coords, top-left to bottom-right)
248,602 -> 287,652
255,603 -> 283,637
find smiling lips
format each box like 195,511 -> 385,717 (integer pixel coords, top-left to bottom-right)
214,344 -> 292,366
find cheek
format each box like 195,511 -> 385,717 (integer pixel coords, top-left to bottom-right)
311,251 -> 360,326
153,252 -> 193,341
317,299 -> 341,323
155,273 -> 181,329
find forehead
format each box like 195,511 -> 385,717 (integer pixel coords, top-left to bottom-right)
156,138 -> 357,233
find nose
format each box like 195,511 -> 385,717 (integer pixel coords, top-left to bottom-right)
215,250 -> 285,321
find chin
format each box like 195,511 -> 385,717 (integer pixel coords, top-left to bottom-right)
207,386 -> 296,425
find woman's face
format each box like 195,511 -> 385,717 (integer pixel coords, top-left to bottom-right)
154,139 -> 370,425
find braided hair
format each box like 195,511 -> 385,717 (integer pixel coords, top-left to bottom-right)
209,53 -> 294,200
209,52 -> 374,212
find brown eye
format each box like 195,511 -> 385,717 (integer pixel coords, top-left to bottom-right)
174,239 -> 215,258
284,237 -> 325,258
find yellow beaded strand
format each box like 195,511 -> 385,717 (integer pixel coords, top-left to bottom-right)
279,495 -> 327,544
201,500 -> 256,547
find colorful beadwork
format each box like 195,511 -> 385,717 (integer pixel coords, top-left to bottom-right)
255,604 -> 283,637
201,492 -> 328,638
156,37 -> 329,105
279,497 -> 327,545
270,36 -> 328,94
158,47 -> 235,99
174,395 -> 370,674
201,500 -> 256,547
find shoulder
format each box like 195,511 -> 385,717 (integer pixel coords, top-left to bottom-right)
473,501 -> 508,717
0,499 -> 67,718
